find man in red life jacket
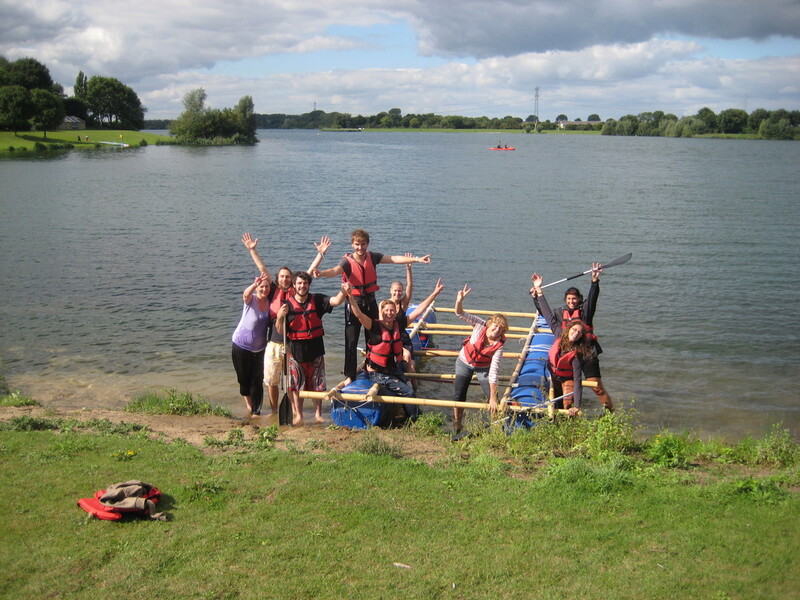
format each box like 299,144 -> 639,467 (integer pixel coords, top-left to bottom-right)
241,233 -> 329,416
275,271 -> 345,425
452,284 -> 509,432
313,228 -> 431,382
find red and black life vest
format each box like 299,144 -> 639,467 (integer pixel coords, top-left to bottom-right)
548,343 -> 578,379
561,307 -> 597,342
269,286 -> 292,320
462,327 -> 505,369
286,295 -> 324,340
342,252 -> 379,296
367,322 -> 404,369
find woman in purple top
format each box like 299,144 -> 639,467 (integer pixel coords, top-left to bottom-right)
231,275 -> 271,415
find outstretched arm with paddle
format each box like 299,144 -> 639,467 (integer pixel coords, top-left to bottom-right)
539,253 -> 631,289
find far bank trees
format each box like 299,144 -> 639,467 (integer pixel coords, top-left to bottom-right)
169,88 -> 257,145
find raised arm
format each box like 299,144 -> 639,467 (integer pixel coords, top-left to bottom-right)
403,253 -> 414,311
380,254 -> 431,265
241,233 -> 269,277
314,262 -> 344,279
275,303 -> 288,336
243,275 -> 265,304
341,282 -> 372,329
406,278 -> 444,322
307,235 -> 332,274
454,284 -> 471,315
530,273 -> 559,334
583,262 -> 602,324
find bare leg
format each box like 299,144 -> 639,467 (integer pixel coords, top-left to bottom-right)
267,385 -> 279,415
243,396 -> 253,416
291,390 -> 303,426
586,377 -> 613,411
313,398 -> 324,423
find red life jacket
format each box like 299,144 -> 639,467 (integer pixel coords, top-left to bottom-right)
367,321 -> 404,369
286,295 -> 324,340
548,343 -> 578,379
561,307 -> 597,342
342,252 -> 379,296
462,327 -> 505,368
269,286 -> 292,320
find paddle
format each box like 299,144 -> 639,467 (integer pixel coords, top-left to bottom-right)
540,253 -> 632,289
278,320 -> 292,425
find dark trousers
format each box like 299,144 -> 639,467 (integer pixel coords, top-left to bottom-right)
231,343 -> 265,413
343,294 -> 378,379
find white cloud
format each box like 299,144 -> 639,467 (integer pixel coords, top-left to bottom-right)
1,0 -> 797,119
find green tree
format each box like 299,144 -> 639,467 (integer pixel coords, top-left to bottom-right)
29,88 -> 65,138
717,108 -> 748,134
85,75 -> 145,129
747,108 -> 770,133
234,95 -> 257,142
555,114 -> 568,122
587,114 -> 601,122
695,107 -> 717,133
0,85 -> 31,133
4,57 -> 56,91
759,117 -> 794,140
74,71 -> 88,101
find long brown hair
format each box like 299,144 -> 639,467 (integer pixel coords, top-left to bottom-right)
558,320 -> 593,359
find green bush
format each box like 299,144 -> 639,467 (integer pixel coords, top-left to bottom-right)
125,389 -> 231,417
646,431 -> 693,468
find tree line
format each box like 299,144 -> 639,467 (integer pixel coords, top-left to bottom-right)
146,106 -> 798,140
0,56 -> 146,136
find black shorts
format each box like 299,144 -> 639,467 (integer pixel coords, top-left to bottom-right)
581,356 -> 601,379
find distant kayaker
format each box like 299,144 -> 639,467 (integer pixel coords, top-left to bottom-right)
530,273 -> 594,415
533,263 -> 613,412
276,271 -> 346,425
230,275 -> 271,416
241,232 -> 329,416
313,228 -> 431,382
452,284 -> 509,432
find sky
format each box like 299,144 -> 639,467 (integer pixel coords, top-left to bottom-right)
1,0 -> 799,121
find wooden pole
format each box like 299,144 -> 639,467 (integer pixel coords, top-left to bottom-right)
414,348 -> 523,359
416,322 -> 533,333
300,389 -> 576,415
412,329 -> 530,340
436,306 -> 537,319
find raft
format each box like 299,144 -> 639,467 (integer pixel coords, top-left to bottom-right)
308,303 -> 586,430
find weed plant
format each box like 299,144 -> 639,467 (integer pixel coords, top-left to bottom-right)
125,388 -> 231,417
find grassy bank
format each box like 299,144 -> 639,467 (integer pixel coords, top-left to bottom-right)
1,390 -> 798,599
0,129 -> 175,155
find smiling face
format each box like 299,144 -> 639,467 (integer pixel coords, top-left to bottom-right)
276,267 -> 293,291
255,281 -> 270,299
567,322 -> 585,343
294,275 -> 310,298
351,237 -> 369,257
389,281 -> 404,302
565,293 -> 581,310
379,299 -> 397,323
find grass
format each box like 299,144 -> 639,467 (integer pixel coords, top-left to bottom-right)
0,129 -> 175,155
0,424 -> 797,599
123,388 -> 231,417
0,404 -> 798,599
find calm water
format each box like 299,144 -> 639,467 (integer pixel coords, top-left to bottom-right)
1,130 -> 798,438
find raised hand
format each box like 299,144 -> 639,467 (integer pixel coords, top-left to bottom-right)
315,235 -> 331,255
241,233 -> 258,250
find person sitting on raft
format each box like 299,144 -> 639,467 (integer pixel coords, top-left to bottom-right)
530,273 -> 593,416
340,282 -> 417,419
453,284 -> 509,432
230,275 -> 271,416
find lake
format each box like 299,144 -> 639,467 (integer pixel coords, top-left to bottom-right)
1,130 -> 798,438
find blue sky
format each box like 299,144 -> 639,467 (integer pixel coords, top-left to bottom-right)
1,0 -> 798,120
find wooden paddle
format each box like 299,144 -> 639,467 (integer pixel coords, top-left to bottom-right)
540,253 -> 632,289
278,320 -> 292,425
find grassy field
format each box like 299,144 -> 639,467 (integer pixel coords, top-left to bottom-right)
1,387 -> 798,599
0,129 -> 175,155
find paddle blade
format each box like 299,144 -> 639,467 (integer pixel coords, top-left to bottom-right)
600,252 -> 632,269
278,393 -> 292,425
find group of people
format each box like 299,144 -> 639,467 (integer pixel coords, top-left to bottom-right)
230,227 -> 614,427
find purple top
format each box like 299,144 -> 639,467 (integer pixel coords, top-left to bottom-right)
231,295 -> 270,352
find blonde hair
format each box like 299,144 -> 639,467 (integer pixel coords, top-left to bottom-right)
379,299 -> 397,312
486,313 -> 509,334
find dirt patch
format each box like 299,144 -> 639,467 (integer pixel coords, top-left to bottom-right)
0,404 -> 451,464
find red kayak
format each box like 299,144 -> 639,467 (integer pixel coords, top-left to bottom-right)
489,147 -> 516,151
